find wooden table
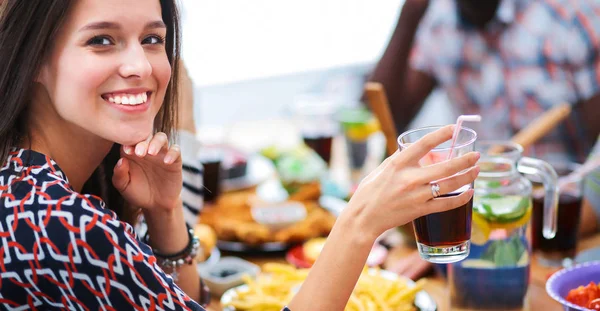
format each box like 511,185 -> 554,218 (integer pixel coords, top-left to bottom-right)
205,234 -> 600,311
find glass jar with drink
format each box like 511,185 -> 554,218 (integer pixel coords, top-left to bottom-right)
448,141 -> 559,311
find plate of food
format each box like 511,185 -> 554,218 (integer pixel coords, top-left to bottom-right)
220,263 -> 437,311
286,237 -> 388,269
199,183 -> 336,253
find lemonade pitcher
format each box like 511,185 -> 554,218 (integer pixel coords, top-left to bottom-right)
448,141 -> 558,311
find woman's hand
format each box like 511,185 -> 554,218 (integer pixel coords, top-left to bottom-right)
112,132 -> 183,211
347,125 -> 480,240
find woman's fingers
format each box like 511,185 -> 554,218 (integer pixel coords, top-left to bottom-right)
422,188 -> 474,215
415,166 -> 479,201
147,132 -> 169,156
132,135 -> 152,157
361,150 -> 399,184
112,157 -> 131,193
163,144 -> 181,164
414,152 -> 480,185
394,125 -> 454,167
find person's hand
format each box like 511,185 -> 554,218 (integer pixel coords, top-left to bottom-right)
386,251 -> 433,280
347,125 -> 480,239
112,133 -> 182,211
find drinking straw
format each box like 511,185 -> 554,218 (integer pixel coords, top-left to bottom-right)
446,115 -> 482,160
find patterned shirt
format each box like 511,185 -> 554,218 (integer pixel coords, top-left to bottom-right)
410,0 -> 600,163
0,148 -> 203,310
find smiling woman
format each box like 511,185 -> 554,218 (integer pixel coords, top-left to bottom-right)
0,0 -> 210,310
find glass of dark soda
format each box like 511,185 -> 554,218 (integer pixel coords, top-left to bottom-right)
398,126 -> 477,263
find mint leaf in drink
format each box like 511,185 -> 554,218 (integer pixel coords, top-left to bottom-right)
487,181 -> 503,189
494,241 -> 518,267
482,193 -> 503,199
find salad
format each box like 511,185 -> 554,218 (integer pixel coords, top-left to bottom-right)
566,281 -> 600,310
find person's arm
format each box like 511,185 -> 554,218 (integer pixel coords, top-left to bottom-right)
144,202 -> 202,302
368,0 -> 436,133
288,125 -> 480,311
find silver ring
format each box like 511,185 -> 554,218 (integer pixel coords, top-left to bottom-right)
430,183 -> 441,198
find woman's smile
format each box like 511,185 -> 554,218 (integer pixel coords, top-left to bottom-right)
101,88 -> 153,113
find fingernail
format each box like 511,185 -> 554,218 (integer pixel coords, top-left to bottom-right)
135,145 -> 144,157
164,155 -> 173,164
148,146 -> 157,155
475,152 -> 481,160
116,158 -> 123,167
123,146 -> 132,155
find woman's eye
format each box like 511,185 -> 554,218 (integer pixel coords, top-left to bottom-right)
142,35 -> 165,45
86,36 -> 113,46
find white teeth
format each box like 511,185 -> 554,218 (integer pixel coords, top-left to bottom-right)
106,92 -> 149,105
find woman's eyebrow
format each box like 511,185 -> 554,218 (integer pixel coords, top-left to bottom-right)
79,20 -> 166,32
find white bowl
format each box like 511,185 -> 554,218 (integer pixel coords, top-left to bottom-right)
199,257 -> 260,297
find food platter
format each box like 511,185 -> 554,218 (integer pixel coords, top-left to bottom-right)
220,269 -> 437,311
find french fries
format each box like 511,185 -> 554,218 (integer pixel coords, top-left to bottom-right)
223,264 -> 425,311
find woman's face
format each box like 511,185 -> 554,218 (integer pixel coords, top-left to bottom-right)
37,0 -> 171,145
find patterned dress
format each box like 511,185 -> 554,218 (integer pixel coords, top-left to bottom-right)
0,148 -> 204,310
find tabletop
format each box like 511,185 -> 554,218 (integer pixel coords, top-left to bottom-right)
195,122 -> 599,311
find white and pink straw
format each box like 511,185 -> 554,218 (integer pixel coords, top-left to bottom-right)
446,115 -> 482,160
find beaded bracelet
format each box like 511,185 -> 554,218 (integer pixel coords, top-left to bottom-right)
144,223 -> 201,281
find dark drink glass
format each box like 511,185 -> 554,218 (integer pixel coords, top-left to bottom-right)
292,95 -> 338,165
303,135 -> 333,164
398,126 -> 477,263
413,192 -> 473,247
198,148 -> 223,203
530,161 -> 583,267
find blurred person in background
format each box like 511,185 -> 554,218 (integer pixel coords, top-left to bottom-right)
370,0 -> 600,278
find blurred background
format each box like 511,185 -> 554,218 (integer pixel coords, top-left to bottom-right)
180,0 -> 455,130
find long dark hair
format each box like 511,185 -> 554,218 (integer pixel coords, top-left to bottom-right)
0,0 -> 181,224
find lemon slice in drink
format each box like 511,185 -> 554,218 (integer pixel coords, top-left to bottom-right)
489,206 -> 532,231
473,195 -> 530,224
471,212 -> 491,245
461,259 -> 496,269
